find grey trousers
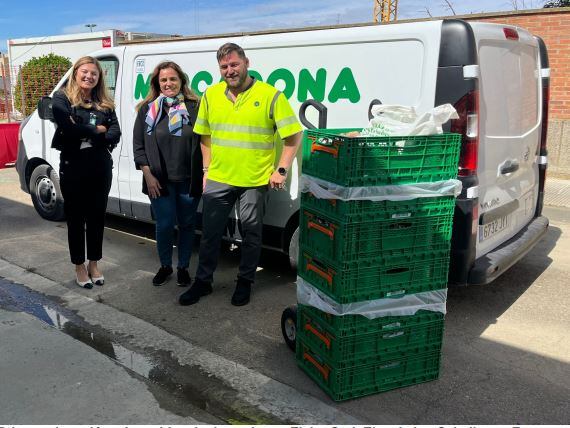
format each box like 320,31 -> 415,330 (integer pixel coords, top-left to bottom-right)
195,179 -> 267,283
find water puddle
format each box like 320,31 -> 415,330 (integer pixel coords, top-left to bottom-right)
0,278 -> 279,424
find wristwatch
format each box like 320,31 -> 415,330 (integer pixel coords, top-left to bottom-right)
277,167 -> 288,176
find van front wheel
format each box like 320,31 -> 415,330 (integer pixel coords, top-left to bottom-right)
30,164 -> 65,221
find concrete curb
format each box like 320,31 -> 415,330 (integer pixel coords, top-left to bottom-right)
0,258 -> 361,424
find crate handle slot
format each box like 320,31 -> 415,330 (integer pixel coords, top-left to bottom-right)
386,289 -> 406,298
303,352 -> 330,381
379,361 -> 401,370
306,261 -> 334,285
389,222 -> 413,230
307,221 -> 335,239
311,141 -> 339,158
305,323 -> 331,349
385,267 -> 410,275
382,331 -> 405,339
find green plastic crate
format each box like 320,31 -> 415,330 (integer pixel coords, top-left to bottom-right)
299,207 -> 453,264
297,312 -> 444,368
299,247 -> 449,303
297,339 -> 442,401
300,193 -> 456,224
301,129 -> 461,187
298,304 -> 445,338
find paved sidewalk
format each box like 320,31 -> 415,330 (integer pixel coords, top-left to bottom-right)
545,177 -> 570,208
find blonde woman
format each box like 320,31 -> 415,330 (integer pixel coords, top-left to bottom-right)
133,61 -> 202,287
51,56 -> 121,288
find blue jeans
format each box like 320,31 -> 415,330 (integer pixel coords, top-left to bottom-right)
150,181 -> 200,269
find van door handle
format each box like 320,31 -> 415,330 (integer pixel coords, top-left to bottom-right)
500,160 -> 519,175
299,99 -> 328,129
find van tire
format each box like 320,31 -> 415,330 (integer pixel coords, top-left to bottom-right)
30,164 -> 65,221
287,226 -> 300,270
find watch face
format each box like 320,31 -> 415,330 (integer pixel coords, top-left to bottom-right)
278,167 -> 287,176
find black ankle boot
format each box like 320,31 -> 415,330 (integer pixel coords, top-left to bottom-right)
179,279 -> 213,306
231,277 -> 252,306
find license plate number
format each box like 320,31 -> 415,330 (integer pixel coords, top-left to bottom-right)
479,215 -> 510,242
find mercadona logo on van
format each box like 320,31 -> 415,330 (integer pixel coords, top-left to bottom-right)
134,67 -> 361,103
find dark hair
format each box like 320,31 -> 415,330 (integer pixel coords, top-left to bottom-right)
216,43 -> 246,62
137,61 -> 199,110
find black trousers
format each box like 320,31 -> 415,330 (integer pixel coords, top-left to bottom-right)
59,148 -> 112,265
195,179 -> 267,283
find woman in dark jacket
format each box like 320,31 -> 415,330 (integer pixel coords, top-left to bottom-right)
52,56 -> 121,288
133,61 -> 202,287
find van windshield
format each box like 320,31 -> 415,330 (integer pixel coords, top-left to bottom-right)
479,42 -> 539,137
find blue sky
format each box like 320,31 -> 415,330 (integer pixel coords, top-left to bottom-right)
1,0 -> 549,53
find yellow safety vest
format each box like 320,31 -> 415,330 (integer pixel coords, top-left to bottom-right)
194,80 -> 302,187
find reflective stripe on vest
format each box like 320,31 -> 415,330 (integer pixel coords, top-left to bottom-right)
276,115 -> 299,128
211,137 -> 274,150
210,123 -> 275,136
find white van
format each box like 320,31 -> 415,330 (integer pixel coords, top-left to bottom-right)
16,19 -> 549,285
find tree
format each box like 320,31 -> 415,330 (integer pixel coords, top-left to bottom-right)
14,53 -> 71,116
543,0 -> 570,7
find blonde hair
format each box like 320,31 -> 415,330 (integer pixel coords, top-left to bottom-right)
137,61 -> 199,111
65,56 -> 115,111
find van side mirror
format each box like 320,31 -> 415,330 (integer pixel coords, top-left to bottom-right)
37,96 -> 54,121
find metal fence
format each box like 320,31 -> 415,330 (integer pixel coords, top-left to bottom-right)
0,64 -> 69,121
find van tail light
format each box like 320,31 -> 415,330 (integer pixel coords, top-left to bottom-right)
504,28 -> 519,41
451,90 -> 479,177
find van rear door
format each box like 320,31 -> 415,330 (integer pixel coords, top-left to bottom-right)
471,23 -> 541,259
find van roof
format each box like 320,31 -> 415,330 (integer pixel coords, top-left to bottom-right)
119,19 -> 446,46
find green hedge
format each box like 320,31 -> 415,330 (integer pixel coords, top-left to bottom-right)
14,53 -> 71,116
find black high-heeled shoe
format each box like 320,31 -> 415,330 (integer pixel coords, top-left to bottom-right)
89,273 -> 105,286
76,276 -> 94,289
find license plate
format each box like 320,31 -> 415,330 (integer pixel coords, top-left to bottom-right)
479,215 -> 510,242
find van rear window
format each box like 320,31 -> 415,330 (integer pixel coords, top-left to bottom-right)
479,43 -> 539,137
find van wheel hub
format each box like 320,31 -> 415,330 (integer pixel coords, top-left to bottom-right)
36,177 -> 56,209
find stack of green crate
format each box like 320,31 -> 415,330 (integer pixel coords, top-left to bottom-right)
296,128 -> 461,401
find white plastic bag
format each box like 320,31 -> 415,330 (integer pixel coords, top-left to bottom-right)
296,277 -> 447,318
360,104 -> 459,137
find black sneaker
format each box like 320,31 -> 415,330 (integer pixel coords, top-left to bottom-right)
179,279 -> 213,306
177,268 -> 192,287
152,266 -> 173,286
231,277 -> 252,306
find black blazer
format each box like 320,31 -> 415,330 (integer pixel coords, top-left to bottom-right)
133,100 -> 203,198
51,90 -> 121,155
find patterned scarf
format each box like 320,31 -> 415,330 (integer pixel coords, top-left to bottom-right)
145,93 -> 189,137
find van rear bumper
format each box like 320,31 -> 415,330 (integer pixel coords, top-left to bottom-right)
468,215 -> 549,285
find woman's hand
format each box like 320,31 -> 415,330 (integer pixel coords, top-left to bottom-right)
143,169 -> 162,198
95,125 -> 108,134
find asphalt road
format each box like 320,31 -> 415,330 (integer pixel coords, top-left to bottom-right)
1,167 -> 569,424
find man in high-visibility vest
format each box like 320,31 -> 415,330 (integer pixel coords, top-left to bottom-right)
179,43 -> 302,307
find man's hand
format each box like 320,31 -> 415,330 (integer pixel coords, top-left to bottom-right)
269,170 -> 286,190
203,171 -> 208,191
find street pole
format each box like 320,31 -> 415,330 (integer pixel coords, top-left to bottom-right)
85,24 -> 97,33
